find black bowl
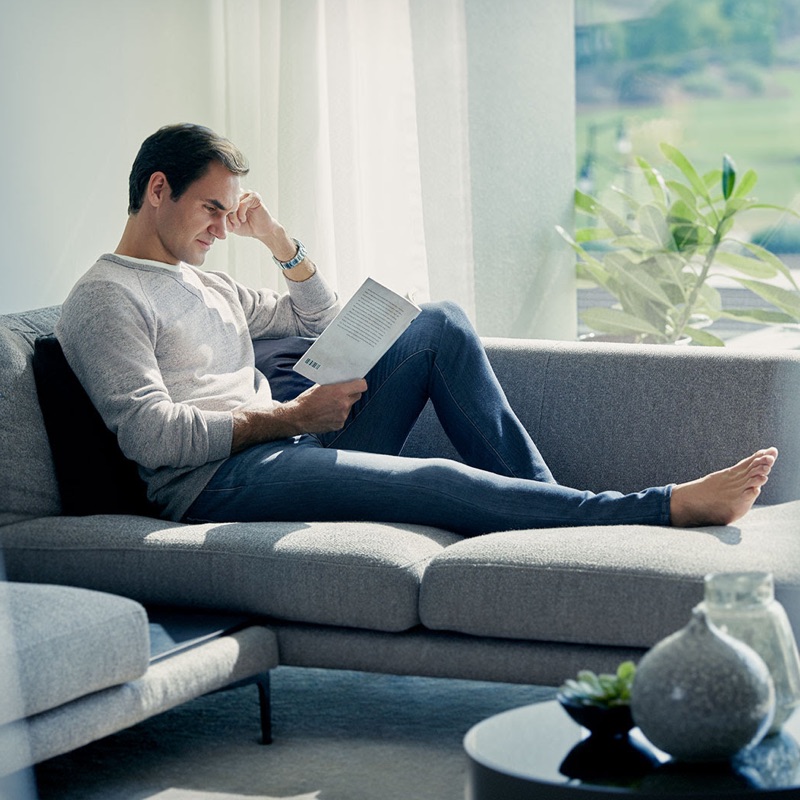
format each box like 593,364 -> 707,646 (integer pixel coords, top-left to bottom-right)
557,694 -> 635,738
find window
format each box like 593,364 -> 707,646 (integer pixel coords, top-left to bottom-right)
575,0 -> 800,347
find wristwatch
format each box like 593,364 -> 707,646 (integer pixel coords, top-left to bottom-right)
272,238 -> 307,270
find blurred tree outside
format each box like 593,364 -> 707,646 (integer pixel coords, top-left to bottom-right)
574,0 -> 800,345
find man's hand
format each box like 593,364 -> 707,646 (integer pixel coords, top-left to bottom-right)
285,380 -> 368,434
231,379 -> 367,454
227,191 -> 292,253
227,190 -> 315,279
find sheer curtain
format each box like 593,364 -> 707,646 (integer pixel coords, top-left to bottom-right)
212,0 -> 475,316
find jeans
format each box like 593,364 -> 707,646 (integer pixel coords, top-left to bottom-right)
184,302 -> 672,536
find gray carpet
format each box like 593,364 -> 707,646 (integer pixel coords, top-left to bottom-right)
33,667 -> 556,800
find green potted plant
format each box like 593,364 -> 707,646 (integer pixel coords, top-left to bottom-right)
558,144 -> 800,345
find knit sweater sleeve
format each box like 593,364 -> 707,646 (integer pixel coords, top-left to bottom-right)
57,277 -> 234,471
211,268 -> 340,339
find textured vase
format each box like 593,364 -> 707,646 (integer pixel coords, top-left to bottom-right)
631,606 -> 775,762
701,571 -> 800,734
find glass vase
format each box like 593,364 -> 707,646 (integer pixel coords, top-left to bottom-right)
702,572 -> 800,734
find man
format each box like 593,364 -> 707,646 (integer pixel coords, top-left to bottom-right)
57,123 -> 777,536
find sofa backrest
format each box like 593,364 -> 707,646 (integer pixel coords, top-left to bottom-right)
402,337 -> 800,507
0,308 -> 62,524
5,307 -> 800,522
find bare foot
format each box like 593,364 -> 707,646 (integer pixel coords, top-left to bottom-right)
670,448 -> 778,527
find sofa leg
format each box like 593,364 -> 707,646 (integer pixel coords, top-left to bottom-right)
256,672 -> 272,744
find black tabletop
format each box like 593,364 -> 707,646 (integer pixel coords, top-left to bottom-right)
464,700 -> 800,799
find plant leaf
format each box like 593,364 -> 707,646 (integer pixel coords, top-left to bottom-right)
733,168 -> 758,199
714,251 -> 779,280
611,235 -> 659,252
652,253 -> 688,292
661,143 -> 711,204
608,258 -> 674,306
695,282 -> 723,315
747,203 -> 800,220
573,191 -> 633,237
665,180 -> 699,212
580,307 -> 663,337
684,326 -> 726,346
669,199 -> 699,223
732,279 -> 800,320
610,185 -> 643,213
636,158 -> 670,206
722,154 -> 736,200
575,190 -> 598,215
616,661 -> 636,683
638,204 -> 672,248
740,242 -> 797,287
671,221 -> 706,250
575,227 -> 614,244
703,168 -> 723,191
721,308 -> 798,324
557,226 -> 612,288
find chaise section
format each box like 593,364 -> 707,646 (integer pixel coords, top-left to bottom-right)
419,500 -> 800,650
10,622 -> 277,773
0,582 -> 149,725
0,516 -> 462,633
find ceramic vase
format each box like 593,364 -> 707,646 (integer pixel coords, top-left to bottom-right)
701,571 -> 800,734
631,606 -> 775,762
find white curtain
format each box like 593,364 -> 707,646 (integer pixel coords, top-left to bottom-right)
211,0 -> 476,316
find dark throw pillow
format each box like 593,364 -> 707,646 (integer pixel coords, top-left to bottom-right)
252,336 -> 316,402
32,335 -> 156,517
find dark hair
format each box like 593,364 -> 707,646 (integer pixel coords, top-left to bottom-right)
127,123 -> 250,214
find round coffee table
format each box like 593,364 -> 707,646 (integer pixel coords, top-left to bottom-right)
464,700 -> 800,799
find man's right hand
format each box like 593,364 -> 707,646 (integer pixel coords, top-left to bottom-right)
231,379 -> 367,454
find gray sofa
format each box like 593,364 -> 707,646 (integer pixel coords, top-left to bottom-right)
3,305 -> 800,773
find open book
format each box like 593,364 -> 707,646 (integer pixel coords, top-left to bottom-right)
293,277 -> 421,385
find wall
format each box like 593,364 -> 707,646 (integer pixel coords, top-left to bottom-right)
0,0 -> 226,314
466,0 -> 576,339
0,0 -> 576,340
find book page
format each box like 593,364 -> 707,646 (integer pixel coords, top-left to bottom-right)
293,277 -> 421,384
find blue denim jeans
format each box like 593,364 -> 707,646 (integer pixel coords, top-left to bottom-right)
184,302 -> 672,536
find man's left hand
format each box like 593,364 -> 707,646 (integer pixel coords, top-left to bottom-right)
228,191 -> 296,261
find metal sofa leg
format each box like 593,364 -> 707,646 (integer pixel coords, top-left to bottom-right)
256,672 -> 272,744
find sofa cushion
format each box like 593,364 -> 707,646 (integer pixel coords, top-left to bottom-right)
0,516 -> 462,632
32,334 -> 156,517
419,500 -> 800,649
252,336 -> 315,402
0,582 -> 149,724
0,310 -> 62,520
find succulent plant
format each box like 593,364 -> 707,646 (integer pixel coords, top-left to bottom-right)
559,661 -> 637,709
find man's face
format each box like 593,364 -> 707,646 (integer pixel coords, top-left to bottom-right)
154,161 -> 242,266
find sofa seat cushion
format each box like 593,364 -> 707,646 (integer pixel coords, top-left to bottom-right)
0,516 -> 462,632
0,582 -> 149,724
419,501 -> 800,649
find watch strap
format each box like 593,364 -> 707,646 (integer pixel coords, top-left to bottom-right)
272,239 -> 307,270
